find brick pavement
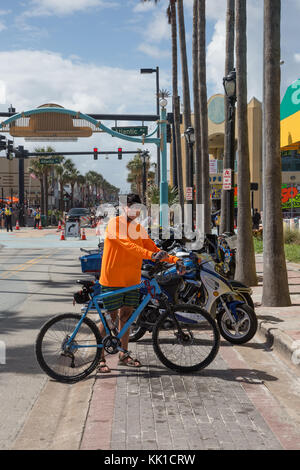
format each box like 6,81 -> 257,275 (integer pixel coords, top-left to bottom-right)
80,336 -> 288,451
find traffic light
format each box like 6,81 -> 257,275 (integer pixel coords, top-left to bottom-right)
0,135 -> 6,150
93,147 -> 98,160
118,147 -> 122,160
166,124 -> 172,143
6,140 -> 14,160
15,145 -> 29,159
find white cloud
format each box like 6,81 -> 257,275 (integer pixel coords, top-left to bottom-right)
0,20 -> 7,32
144,9 -> 170,44
133,2 -> 156,13
22,0 -> 116,17
138,43 -> 170,59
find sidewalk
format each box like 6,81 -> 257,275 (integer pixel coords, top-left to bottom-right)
11,249 -> 300,451
254,254 -> 300,370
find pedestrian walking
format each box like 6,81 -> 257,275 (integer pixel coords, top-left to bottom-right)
4,204 -> 13,232
252,209 -> 261,230
33,207 -> 41,229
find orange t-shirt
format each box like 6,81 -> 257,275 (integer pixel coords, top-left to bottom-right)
100,216 -> 179,287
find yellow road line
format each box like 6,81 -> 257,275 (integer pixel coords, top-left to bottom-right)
0,252 -> 54,279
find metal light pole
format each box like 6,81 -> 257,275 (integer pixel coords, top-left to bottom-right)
141,151 -> 149,206
223,69 -> 237,234
184,126 -> 195,227
140,67 -> 160,186
159,97 -> 168,228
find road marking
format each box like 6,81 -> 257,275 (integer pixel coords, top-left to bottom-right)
0,252 -> 54,279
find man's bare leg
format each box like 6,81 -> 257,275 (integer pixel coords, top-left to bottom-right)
118,306 -> 142,367
98,309 -> 118,373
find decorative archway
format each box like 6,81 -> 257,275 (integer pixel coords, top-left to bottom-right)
0,105 -> 160,145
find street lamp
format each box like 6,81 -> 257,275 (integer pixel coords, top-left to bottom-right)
184,126 -> 195,228
159,95 -> 169,228
223,68 -> 237,234
140,67 -> 160,185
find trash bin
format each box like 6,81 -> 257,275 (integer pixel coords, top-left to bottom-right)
41,215 -> 47,227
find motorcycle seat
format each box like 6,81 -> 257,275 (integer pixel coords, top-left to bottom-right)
230,280 -> 248,289
76,279 -> 95,288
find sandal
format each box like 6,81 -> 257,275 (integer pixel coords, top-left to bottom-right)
97,360 -> 111,373
118,352 -> 142,368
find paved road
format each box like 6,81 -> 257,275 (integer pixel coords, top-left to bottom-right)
0,245 -> 85,449
1,237 -> 300,450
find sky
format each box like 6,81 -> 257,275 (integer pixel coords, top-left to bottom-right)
0,0 -> 299,192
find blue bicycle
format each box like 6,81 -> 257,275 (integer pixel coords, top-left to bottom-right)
35,275 -> 220,383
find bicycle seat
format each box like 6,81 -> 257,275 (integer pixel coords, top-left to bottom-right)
76,280 -> 95,288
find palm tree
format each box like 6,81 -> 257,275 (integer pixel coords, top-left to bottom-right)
220,0 -> 235,235
167,0 -> 184,214
28,158 -> 45,213
262,0 -> 291,306
234,0 -> 257,286
55,159 -> 71,212
193,0 -> 202,210
177,0 -> 192,198
31,146 -> 58,222
198,0 -> 211,233
76,174 -> 86,206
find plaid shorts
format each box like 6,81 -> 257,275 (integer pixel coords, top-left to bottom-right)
100,285 -> 140,312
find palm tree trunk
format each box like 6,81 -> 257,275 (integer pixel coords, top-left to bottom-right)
170,0 -> 184,214
198,0 -> 211,233
40,178 -> 44,215
235,0 -> 257,286
262,0 -> 291,306
193,0 -> 202,208
177,0 -> 192,194
220,0 -> 235,235
44,171 -> 49,225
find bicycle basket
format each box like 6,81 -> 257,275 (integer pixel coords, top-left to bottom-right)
80,252 -> 102,274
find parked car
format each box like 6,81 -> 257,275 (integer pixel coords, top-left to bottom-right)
66,208 -> 91,226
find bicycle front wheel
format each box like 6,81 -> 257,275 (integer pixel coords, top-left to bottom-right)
35,313 -> 102,383
152,305 -> 220,373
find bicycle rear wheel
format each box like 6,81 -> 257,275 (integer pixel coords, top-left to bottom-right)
35,313 -> 102,383
152,304 -> 220,373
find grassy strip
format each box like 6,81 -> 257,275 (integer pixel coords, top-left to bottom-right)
253,237 -> 300,263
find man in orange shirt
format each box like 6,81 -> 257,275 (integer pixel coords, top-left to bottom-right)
98,194 -> 182,373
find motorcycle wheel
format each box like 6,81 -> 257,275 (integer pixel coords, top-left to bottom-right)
217,303 -> 257,345
129,323 -> 147,342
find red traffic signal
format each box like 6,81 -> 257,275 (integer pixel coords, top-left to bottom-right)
93,147 -> 98,160
118,147 -> 122,160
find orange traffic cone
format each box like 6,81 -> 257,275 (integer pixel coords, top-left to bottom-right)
15,220 -> 20,230
81,228 -> 87,240
57,220 -> 62,231
38,220 -> 42,230
60,229 -> 65,240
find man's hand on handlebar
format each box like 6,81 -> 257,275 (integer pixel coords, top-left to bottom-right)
176,259 -> 186,275
151,250 -> 168,262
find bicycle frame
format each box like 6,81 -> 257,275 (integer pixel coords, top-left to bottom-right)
66,278 -> 162,350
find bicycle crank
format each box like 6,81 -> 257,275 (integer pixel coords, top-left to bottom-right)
103,335 -> 121,354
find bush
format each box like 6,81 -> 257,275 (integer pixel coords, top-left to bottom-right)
284,229 -> 300,245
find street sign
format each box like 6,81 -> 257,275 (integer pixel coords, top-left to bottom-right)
65,221 -> 80,238
223,169 -> 232,190
39,158 -> 60,164
112,126 -> 148,137
186,187 -> 193,201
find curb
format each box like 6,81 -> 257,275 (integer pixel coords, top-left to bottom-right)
257,319 -> 300,372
